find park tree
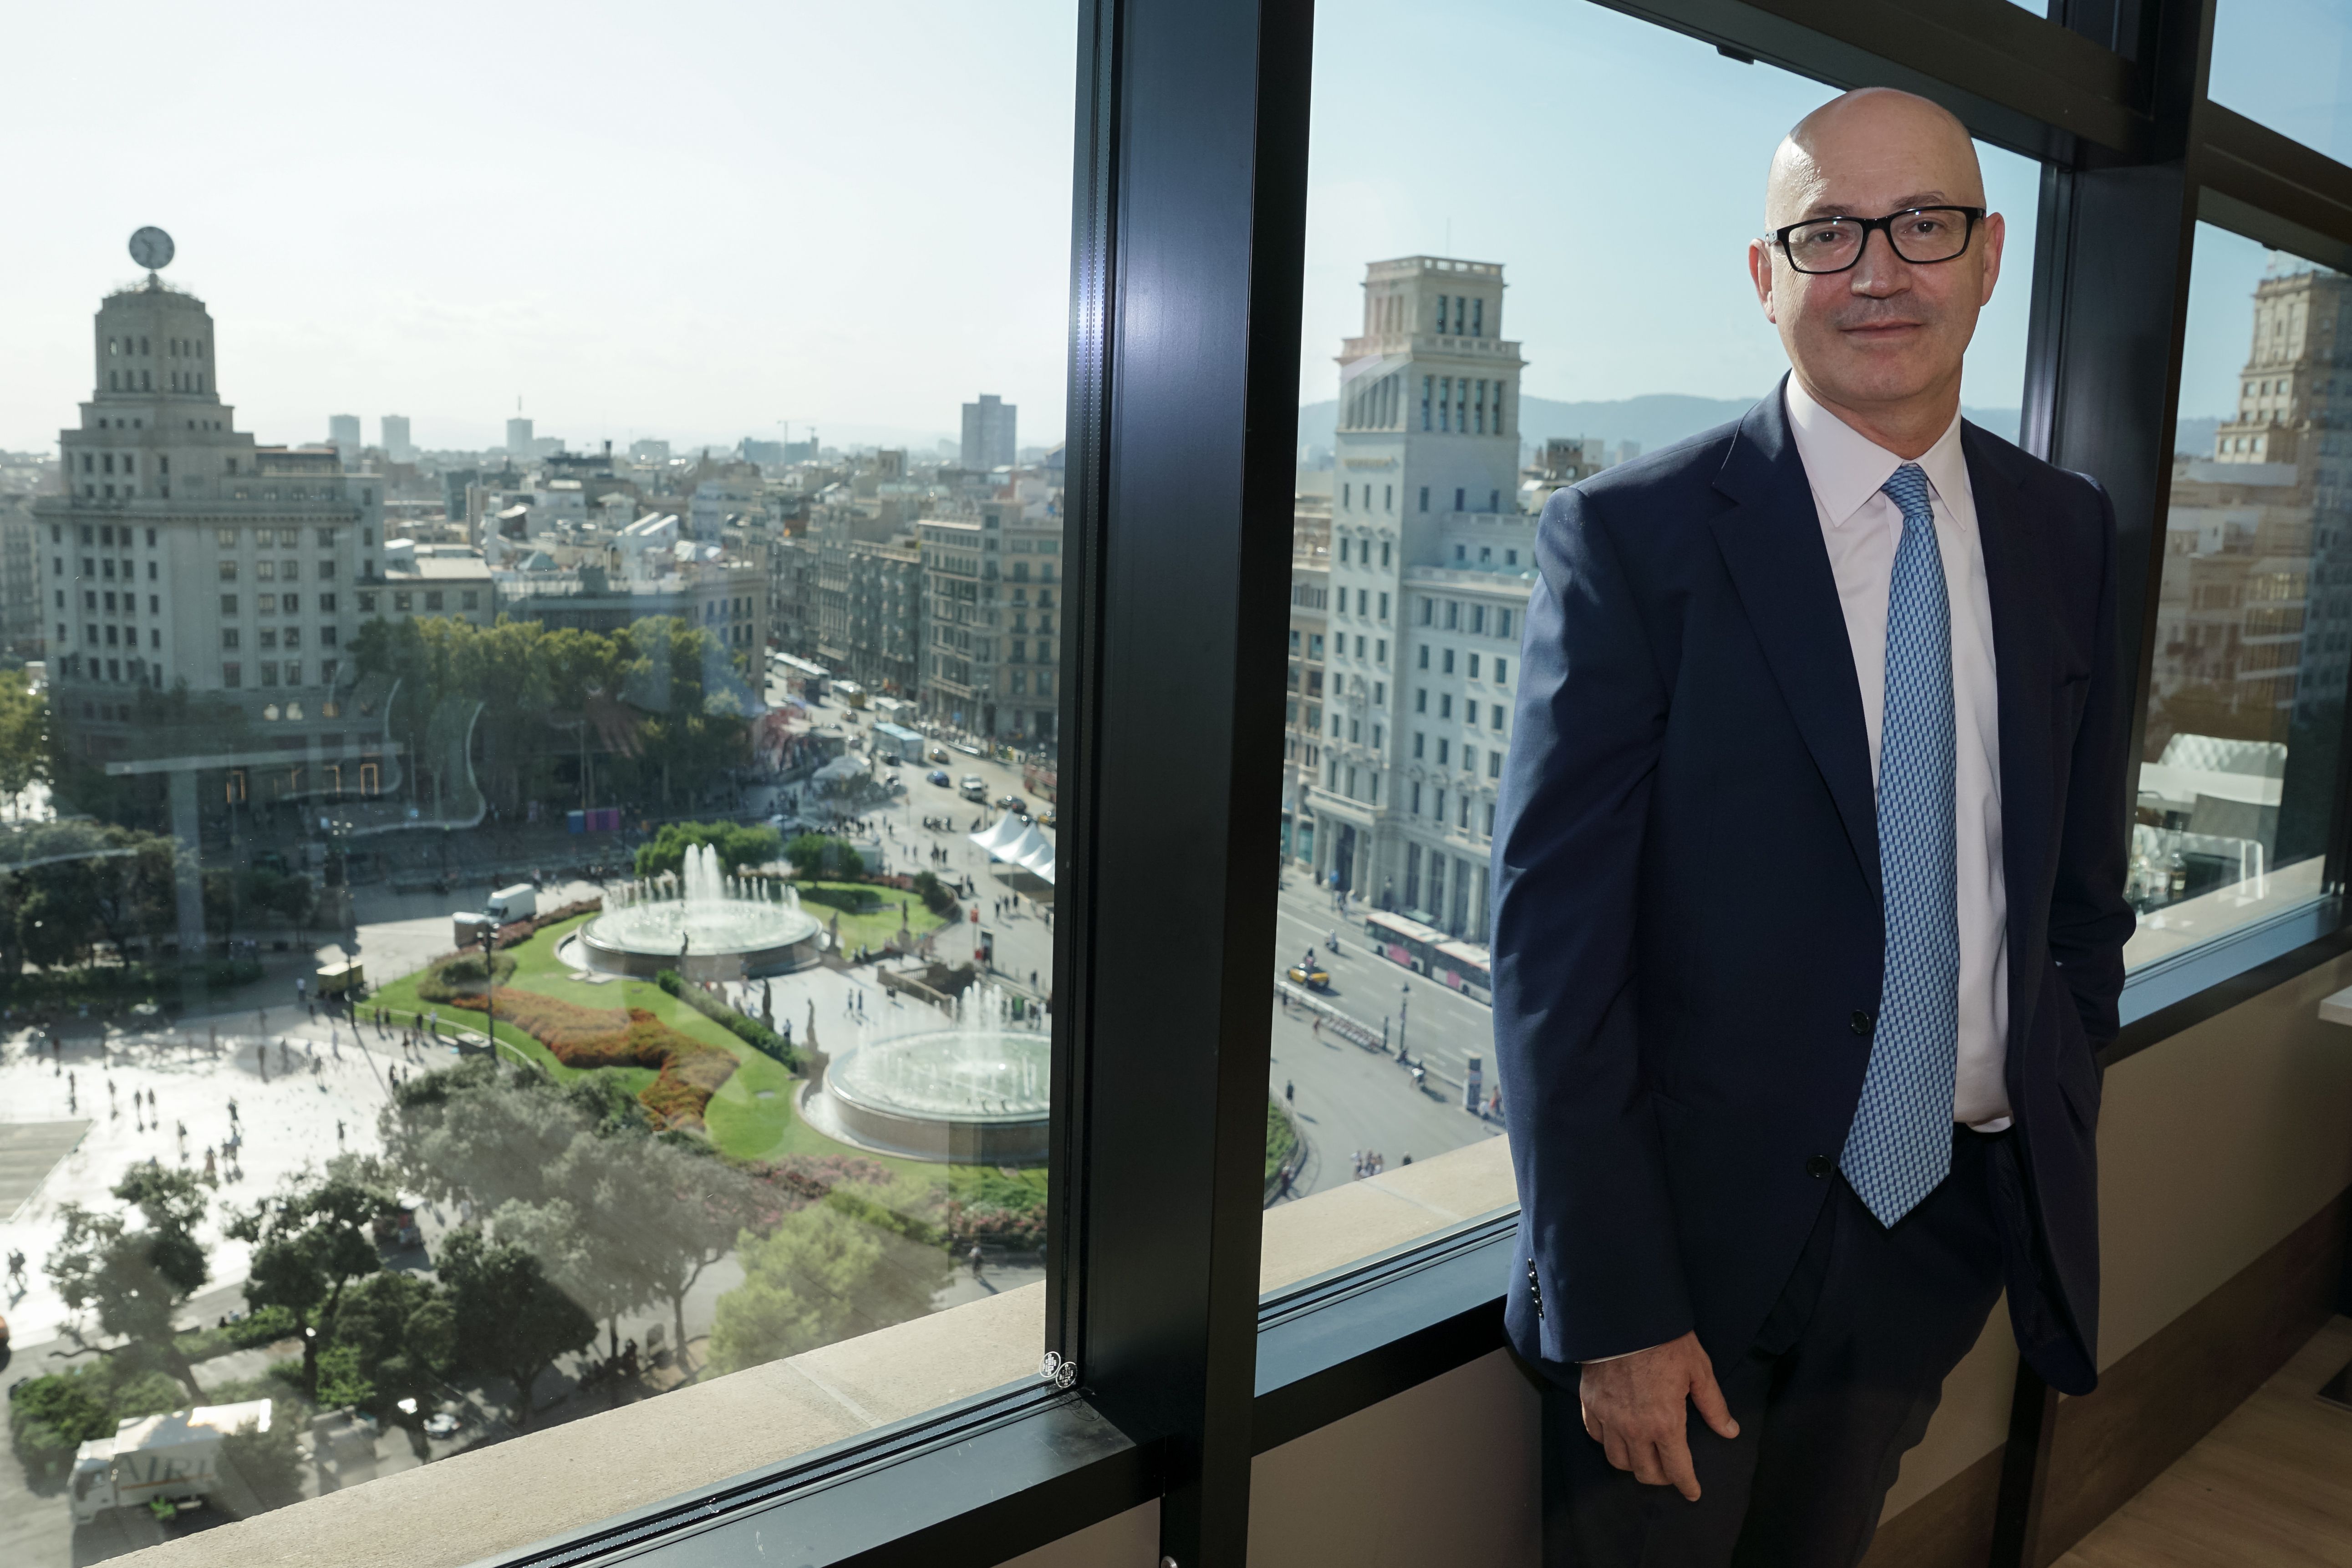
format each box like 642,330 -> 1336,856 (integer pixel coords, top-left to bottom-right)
0,667 -> 49,816
325,1270 -> 456,1458
708,1180 -> 950,1374
601,1135 -> 769,1359
46,1165 -> 213,1399
438,1227 -> 594,1431
226,1163 -> 391,1401
493,1184 -> 652,1364
783,833 -> 862,881
633,819 -> 781,880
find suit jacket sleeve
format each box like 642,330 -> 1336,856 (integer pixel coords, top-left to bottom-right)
2049,477 -> 2135,1045
1491,484 -> 1691,1364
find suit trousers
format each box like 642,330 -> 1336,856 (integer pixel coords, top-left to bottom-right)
1543,1126 -> 2010,1568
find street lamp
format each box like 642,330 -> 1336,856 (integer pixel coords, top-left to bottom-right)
481,922 -> 497,1055
1398,980 -> 1410,1062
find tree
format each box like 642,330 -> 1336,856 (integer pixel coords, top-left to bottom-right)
226,1163 -> 390,1401
219,1403 -> 305,1512
602,1136 -> 767,1359
46,1165 -> 212,1399
784,833 -> 861,881
0,668 -> 49,817
437,1227 -> 594,1431
326,1270 -> 455,1458
708,1181 -> 949,1374
489,1195 -> 648,1364
634,820 -> 780,880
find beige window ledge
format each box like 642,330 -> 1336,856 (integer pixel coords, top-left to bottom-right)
123,1134 -> 1517,1568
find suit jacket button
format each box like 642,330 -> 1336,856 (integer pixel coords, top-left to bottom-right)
1806,1154 -> 1833,1179
1849,1010 -> 1875,1037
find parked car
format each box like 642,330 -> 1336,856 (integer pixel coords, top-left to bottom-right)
927,769 -> 952,787
929,747 -> 951,764
1039,806 -> 1058,828
996,795 -> 1030,815
960,776 -> 989,802
423,1411 -> 462,1440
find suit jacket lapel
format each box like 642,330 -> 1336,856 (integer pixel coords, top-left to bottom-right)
1711,382 -> 1882,901
1964,424 -> 2055,1051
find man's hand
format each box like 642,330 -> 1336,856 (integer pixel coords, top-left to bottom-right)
1579,1330 -> 1739,1501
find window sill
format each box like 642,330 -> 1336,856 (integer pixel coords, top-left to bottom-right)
127,1138 -> 1521,1568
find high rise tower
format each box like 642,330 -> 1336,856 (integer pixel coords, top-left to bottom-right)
961,394 -> 1017,470
1304,257 -> 1534,937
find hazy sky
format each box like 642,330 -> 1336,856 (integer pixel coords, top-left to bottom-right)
0,0 -> 2285,459
1,0 -> 1082,455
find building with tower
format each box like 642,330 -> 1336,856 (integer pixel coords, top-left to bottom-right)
1293,255 -> 1532,940
961,394 -> 1017,471
31,255 -> 386,854
507,416 -> 535,458
2143,252 -> 2352,896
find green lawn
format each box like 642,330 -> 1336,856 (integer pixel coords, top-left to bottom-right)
794,881 -> 950,955
367,913 -> 928,1175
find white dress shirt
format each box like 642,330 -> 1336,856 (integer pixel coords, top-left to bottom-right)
1784,377 -> 2011,1131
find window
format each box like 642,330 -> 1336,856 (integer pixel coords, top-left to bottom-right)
2209,0 -> 2352,165
221,629 -> 239,650
2129,224 -> 2350,968
218,561 -> 235,580
221,662 -> 240,688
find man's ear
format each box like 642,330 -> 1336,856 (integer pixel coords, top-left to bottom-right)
1747,239 -> 1779,325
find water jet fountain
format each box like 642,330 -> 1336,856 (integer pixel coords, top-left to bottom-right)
573,843 -> 825,979
803,983 -> 1050,1163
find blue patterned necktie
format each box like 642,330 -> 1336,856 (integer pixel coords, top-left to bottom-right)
1840,463 -> 1960,1227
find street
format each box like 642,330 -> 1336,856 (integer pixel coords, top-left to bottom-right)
1265,874 -> 1503,1200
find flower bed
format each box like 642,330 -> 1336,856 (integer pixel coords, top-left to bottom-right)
447,989 -> 737,1130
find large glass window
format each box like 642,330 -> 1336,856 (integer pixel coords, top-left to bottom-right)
0,4 -> 1073,1558
1269,0 -> 2040,1284
2209,0 -> 2352,166
2129,225 -> 2350,967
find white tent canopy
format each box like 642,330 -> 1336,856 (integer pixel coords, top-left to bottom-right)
969,816 -> 1058,886
970,815 -> 1030,855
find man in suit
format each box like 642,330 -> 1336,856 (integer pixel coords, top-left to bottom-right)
1490,87 -> 2133,1564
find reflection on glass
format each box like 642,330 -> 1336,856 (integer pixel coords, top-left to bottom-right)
0,6 -> 1070,1555
2210,0 -> 2352,165
2133,229 -> 2351,967
1264,0 -> 2039,1276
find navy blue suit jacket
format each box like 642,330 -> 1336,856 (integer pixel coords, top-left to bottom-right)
1489,380 -> 2132,1397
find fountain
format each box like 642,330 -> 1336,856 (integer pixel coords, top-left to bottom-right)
573,843 -> 825,979
804,983 -> 1051,1163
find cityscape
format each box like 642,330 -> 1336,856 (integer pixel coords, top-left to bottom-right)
0,217 -> 2336,1562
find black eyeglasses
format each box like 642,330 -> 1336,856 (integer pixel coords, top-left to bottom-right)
1764,206 -> 1985,275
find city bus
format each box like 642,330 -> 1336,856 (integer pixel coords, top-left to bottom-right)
1430,940 -> 1492,1003
1363,911 -> 1445,975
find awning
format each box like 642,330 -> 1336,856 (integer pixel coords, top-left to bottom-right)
970,815 -> 1030,855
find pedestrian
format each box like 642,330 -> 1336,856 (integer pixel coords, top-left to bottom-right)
336,1119 -> 346,1143
1285,1080 -> 1294,1104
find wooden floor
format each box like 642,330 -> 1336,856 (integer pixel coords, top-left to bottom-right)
2056,1315 -> 2352,1567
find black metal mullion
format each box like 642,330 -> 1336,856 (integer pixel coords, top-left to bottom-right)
1060,0 -> 1315,1563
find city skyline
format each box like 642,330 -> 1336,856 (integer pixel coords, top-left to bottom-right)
0,0 -> 1082,456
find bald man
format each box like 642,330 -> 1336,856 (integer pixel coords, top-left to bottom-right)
1490,88 -> 2130,1564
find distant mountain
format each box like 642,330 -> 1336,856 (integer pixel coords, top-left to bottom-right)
1298,392 -> 2023,456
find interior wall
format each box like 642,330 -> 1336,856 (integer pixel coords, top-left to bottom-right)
1247,1349 -> 1541,1566
2093,951 -> 2352,1364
